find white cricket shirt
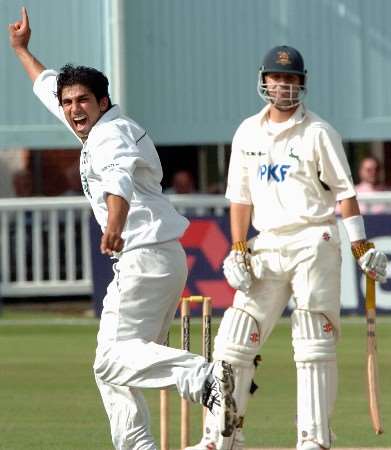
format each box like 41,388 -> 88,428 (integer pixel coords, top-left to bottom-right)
33,70 -> 189,251
226,104 -> 356,233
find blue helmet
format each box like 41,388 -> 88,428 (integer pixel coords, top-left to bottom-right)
260,45 -> 307,81
257,45 -> 307,109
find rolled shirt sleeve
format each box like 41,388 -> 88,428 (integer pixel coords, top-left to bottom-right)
91,133 -> 137,202
316,126 -> 357,202
33,69 -> 81,141
225,126 -> 252,205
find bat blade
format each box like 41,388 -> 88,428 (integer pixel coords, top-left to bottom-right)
366,276 -> 384,435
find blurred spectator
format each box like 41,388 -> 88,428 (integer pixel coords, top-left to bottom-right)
355,156 -> 389,214
164,170 -> 210,216
0,149 -> 30,198
62,160 -> 82,196
13,168 -> 34,197
356,156 -> 385,191
207,181 -> 225,194
165,170 -> 196,194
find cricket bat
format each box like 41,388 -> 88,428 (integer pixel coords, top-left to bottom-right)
365,274 -> 384,434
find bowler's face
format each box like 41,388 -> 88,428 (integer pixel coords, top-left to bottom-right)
61,84 -> 108,141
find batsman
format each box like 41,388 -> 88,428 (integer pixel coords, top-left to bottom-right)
187,46 -> 388,450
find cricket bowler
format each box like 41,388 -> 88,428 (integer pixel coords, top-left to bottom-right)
9,7 -> 237,449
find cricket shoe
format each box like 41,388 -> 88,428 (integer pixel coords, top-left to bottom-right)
298,441 -> 324,450
201,361 -> 237,438
184,438 -> 217,450
184,429 -> 245,450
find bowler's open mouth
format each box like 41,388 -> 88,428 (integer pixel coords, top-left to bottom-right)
73,115 -> 88,131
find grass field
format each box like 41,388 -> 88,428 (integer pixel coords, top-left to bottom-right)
1,307 -> 391,450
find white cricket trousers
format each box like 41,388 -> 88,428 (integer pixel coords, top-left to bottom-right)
242,222 -> 342,336
93,240 -> 210,450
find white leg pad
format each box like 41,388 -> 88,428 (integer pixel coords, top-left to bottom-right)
211,308 -> 261,449
213,307 -> 261,367
192,366 -> 251,450
292,310 -> 337,449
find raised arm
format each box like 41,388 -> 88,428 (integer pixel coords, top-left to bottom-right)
8,7 -> 45,82
9,7 -> 77,136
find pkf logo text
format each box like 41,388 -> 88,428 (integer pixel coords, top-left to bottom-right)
258,164 -> 291,182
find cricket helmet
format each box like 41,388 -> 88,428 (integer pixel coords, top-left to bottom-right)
257,45 -> 307,109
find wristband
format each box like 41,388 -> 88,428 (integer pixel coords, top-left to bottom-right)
342,215 -> 366,242
232,241 -> 248,252
351,241 -> 374,260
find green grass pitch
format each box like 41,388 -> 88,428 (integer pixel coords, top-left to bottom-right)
1,309 -> 391,449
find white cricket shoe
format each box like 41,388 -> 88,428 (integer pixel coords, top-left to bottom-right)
201,361 -> 237,438
298,441 -> 323,450
184,436 -> 217,450
185,429 -> 244,450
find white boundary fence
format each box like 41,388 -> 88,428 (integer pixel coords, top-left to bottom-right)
0,192 -> 390,298
0,194 -> 227,298
0,197 -> 92,297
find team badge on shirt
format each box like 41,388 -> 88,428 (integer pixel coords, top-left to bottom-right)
81,173 -> 92,198
322,232 -> 331,241
288,147 -> 300,162
80,149 -> 92,198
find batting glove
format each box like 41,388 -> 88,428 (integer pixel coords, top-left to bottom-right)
352,242 -> 388,283
250,253 -> 264,279
223,241 -> 252,292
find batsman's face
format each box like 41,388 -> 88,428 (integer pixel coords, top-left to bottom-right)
264,73 -> 301,109
61,84 -> 109,141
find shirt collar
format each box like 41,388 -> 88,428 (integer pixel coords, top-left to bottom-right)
259,103 -> 307,135
95,104 -> 121,126
81,105 -> 121,145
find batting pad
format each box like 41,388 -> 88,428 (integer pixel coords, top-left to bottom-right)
292,310 -> 337,449
213,307 -> 261,367
194,308 -> 261,450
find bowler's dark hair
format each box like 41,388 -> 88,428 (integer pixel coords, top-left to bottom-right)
56,64 -> 112,108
